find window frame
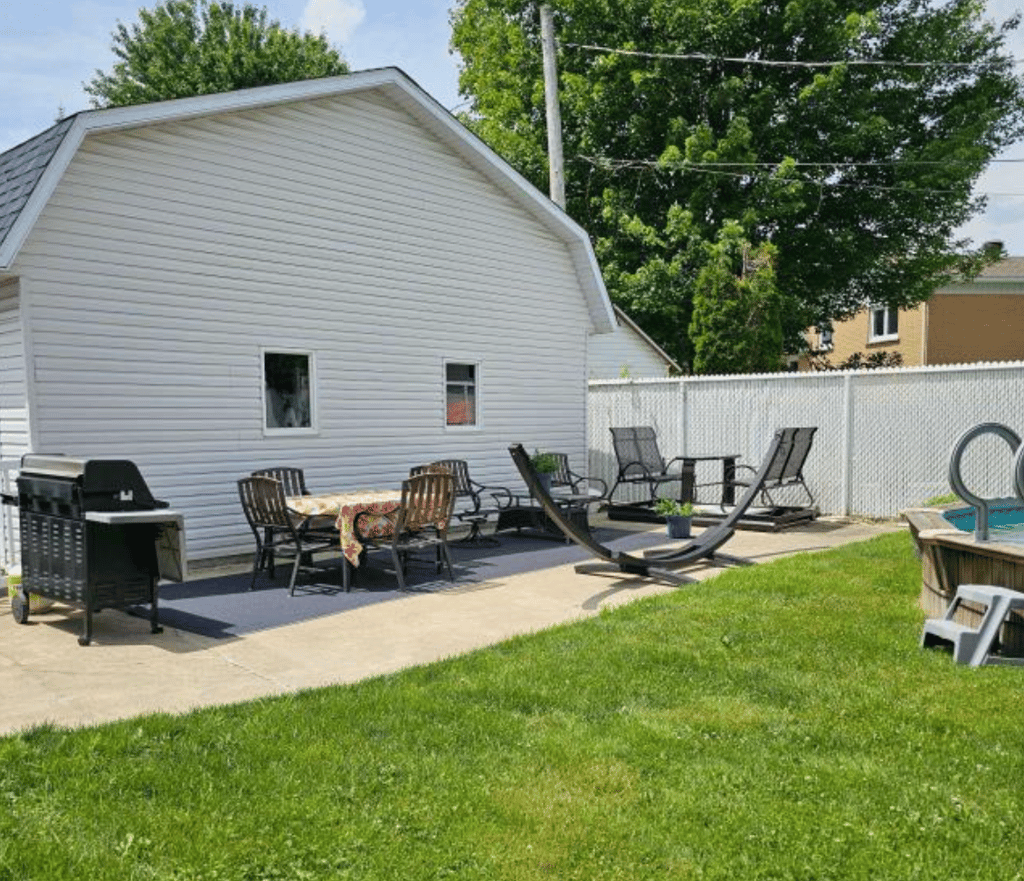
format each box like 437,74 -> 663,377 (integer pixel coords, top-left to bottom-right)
444,360 -> 481,430
260,347 -> 318,437
868,305 -> 899,343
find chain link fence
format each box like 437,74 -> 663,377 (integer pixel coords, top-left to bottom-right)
588,362 -> 1024,518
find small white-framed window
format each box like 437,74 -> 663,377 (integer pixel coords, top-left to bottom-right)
262,349 -> 316,435
445,361 -> 478,428
868,305 -> 899,343
818,328 -> 833,351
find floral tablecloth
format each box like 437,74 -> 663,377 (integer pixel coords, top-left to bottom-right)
288,490 -> 402,566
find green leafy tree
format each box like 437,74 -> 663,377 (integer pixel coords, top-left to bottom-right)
450,0 -> 1024,372
85,0 -> 348,107
690,223 -> 782,374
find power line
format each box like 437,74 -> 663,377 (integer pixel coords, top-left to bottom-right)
577,155 -> 1024,197
562,42 -> 1024,68
599,159 -> 1024,169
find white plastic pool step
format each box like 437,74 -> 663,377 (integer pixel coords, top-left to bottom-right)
921,584 -> 1024,667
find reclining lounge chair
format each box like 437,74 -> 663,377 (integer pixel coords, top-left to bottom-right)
606,426 -> 694,522
507,429 -> 787,586
692,426 -> 819,531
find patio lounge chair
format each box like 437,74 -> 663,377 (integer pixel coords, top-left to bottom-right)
606,426 -> 694,521
692,426 -> 819,531
551,452 -> 607,502
506,429 -> 787,586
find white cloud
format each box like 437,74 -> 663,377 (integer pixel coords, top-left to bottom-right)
300,0 -> 365,45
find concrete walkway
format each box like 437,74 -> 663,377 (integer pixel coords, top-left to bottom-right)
0,517 -> 902,736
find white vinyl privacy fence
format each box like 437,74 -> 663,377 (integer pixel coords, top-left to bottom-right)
587,361 -> 1024,519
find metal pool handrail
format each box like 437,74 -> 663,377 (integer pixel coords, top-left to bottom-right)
1016,441 -> 1024,503
948,422 -> 1022,541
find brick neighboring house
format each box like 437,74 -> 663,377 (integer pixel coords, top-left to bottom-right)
804,252 -> 1024,368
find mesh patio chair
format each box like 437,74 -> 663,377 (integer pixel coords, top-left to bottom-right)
237,475 -> 341,595
608,426 -> 692,510
358,471 -> 456,590
693,427 -> 819,530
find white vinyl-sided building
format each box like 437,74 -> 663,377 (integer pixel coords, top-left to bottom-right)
0,69 -> 615,564
588,306 -> 681,379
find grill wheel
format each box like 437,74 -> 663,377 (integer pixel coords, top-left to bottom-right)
11,591 -> 28,624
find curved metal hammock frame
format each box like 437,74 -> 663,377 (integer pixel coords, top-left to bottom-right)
507,430 -> 786,585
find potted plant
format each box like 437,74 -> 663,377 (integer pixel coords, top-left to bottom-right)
530,450 -> 560,493
654,498 -> 695,539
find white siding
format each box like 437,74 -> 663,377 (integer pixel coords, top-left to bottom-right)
12,93 -> 593,560
0,279 -> 28,453
0,278 -> 27,568
588,318 -> 672,379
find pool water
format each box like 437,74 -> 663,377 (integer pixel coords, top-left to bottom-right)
943,498 -> 1024,542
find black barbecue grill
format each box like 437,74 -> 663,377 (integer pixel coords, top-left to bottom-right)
2,454 -> 186,645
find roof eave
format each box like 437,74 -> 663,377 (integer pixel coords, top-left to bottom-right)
612,305 -> 681,371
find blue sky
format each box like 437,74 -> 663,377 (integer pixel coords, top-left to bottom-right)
1,0 -> 1022,253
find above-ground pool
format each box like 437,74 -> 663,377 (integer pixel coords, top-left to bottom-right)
940,498 -> 1024,543
905,501 -> 1024,655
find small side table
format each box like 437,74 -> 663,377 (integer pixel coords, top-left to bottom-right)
495,491 -> 593,542
680,454 -> 740,505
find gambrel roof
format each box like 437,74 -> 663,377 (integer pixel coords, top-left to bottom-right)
0,116 -> 74,256
0,67 -> 615,333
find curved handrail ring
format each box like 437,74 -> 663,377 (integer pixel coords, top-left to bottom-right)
1014,440 -> 1024,503
948,422 -> 1021,541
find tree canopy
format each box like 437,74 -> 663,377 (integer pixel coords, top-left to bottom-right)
450,0 -> 1024,372
84,0 -> 348,108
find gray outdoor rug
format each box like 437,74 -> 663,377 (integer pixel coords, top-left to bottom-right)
130,526 -> 671,639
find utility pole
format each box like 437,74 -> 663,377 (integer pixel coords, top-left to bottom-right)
539,4 -> 566,209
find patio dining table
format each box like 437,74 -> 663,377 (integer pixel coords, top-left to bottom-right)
288,489 -> 403,589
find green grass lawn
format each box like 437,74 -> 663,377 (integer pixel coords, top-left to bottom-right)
2,531 -> 1023,880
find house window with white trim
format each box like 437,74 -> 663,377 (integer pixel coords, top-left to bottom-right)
868,305 -> 899,343
445,362 -> 477,427
818,328 -> 833,351
262,350 -> 315,433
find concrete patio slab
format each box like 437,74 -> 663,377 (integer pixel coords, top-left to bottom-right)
0,516 -> 902,736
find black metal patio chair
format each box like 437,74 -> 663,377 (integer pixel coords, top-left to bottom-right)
550,452 -> 608,502
414,459 -> 508,546
251,466 -> 336,570
358,471 -> 456,590
237,475 -> 341,595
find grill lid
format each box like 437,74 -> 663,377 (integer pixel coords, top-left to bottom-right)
19,454 -> 85,479
18,454 -> 166,510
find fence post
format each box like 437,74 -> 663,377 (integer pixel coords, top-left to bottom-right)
678,378 -> 687,451
841,372 -> 853,516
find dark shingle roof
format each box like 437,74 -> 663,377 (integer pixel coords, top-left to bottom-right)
0,117 -> 75,255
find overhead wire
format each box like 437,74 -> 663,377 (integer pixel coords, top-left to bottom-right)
561,42 -> 1024,68
554,41 -> 1024,198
